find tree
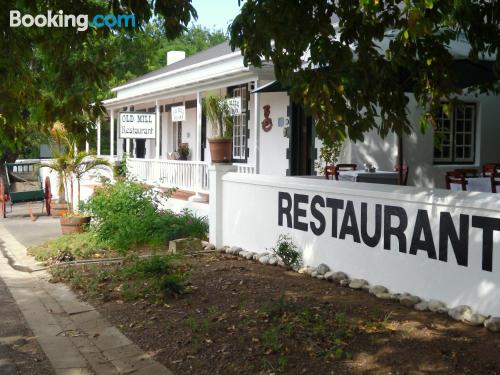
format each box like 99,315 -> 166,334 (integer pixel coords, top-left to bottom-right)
230,1 -> 500,144
0,0 -> 197,168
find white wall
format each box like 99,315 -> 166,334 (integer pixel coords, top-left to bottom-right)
404,93 -> 500,188
182,108 -> 197,160
258,92 -> 290,175
216,172 -> 500,316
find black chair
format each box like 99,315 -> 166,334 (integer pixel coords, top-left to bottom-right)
491,171 -> 500,193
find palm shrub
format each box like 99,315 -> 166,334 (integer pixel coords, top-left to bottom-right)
203,95 -> 234,139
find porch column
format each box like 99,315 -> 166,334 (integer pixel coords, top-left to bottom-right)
253,79 -> 260,173
110,110 -> 114,157
196,91 -> 202,161
126,106 -> 131,156
85,139 -> 89,153
96,117 -> 101,156
155,100 -> 160,159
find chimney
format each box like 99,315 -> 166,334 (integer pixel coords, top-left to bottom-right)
167,51 -> 186,66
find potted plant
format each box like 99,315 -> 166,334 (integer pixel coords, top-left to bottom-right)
43,125 -> 110,234
43,122 -> 70,217
204,95 -> 234,163
177,143 -> 190,160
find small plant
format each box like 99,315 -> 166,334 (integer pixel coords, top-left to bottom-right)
177,143 -> 190,160
203,95 -> 234,139
270,234 -> 302,269
315,138 -> 344,175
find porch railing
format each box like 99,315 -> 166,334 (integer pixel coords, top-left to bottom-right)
127,158 -> 210,193
235,164 -> 256,174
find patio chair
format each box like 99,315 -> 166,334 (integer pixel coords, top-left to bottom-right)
324,165 -> 335,180
482,163 -> 500,177
446,171 -> 467,191
334,164 -> 357,181
454,168 -> 478,177
394,163 -> 409,186
492,171 -> 500,193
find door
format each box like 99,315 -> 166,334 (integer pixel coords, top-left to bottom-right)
289,103 -> 314,176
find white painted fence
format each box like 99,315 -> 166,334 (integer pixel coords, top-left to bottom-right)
209,167 -> 500,316
127,158 -> 210,193
236,164 -> 256,174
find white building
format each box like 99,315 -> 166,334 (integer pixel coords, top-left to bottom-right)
100,41 -> 500,193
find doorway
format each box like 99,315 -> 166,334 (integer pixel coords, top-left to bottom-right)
289,102 -> 315,176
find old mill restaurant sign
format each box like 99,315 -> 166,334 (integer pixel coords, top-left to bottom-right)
119,112 -> 156,139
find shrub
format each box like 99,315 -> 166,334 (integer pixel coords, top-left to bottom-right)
160,209 -> 209,241
82,179 -> 169,252
271,234 -> 302,269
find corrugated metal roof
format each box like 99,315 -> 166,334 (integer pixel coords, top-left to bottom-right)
121,41 -> 237,87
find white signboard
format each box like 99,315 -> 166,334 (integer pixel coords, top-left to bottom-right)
171,105 -> 186,122
119,112 -> 156,139
226,97 -> 241,116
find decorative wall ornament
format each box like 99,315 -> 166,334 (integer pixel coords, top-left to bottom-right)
261,104 -> 273,132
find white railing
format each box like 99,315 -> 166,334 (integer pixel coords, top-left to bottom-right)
235,164 -> 256,174
127,158 -> 210,193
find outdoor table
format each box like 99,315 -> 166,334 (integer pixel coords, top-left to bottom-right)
338,170 -> 399,185
450,177 -> 493,193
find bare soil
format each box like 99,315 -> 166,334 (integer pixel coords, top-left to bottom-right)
74,252 -> 500,375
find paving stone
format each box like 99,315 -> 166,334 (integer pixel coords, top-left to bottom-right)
38,339 -> 88,369
133,362 -> 174,375
80,351 -> 119,375
111,354 -> 156,373
102,344 -> 144,361
92,326 -> 133,351
55,368 -> 94,375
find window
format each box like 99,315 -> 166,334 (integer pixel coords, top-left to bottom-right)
230,85 -> 248,161
434,103 -> 476,164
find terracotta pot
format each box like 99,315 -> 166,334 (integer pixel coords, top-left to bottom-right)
51,202 -> 69,217
60,216 -> 91,235
208,139 -> 232,163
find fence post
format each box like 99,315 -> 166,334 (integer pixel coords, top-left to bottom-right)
209,164 -> 237,247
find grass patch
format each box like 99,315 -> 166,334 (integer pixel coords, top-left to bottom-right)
27,232 -> 111,262
50,254 -> 189,303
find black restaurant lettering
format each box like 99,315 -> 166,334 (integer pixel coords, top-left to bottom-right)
310,195 -> 326,236
383,205 -> 408,253
409,209 -> 437,259
471,216 -> 500,272
275,192 -> 499,272
339,200 -> 361,243
439,213 -> 469,267
361,202 -> 382,247
293,193 -> 309,232
278,192 -> 292,228
326,198 -> 344,238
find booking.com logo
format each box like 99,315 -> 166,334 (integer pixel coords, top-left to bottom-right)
9,10 -> 136,32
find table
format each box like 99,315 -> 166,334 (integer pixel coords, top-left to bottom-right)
338,170 -> 399,185
450,177 -> 493,193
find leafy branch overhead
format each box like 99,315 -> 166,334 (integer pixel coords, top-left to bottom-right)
230,1 -> 500,142
0,0 -> 200,163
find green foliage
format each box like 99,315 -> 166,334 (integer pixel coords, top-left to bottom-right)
203,95 -> 234,139
230,1 -> 500,144
0,0 -> 222,165
83,179 -> 208,252
82,179 -> 168,251
271,234 -> 302,269
315,138 -> 344,174
51,254 -> 188,302
27,232 -> 107,262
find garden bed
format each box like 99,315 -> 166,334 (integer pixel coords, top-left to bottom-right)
53,251 -> 500,374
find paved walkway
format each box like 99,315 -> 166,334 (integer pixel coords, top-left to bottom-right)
0,204 -> 172,375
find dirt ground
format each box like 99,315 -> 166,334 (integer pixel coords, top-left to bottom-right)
75,252 -> 499,375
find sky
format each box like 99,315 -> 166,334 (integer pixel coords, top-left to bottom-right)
190,0 -> 242,32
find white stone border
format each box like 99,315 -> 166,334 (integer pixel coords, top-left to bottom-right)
202,242 -> 500,333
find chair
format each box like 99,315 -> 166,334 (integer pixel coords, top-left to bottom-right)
446,171 -> 467,191
334,164 -> 357,181
491,171 -> 500,193
324,165 -> 335,180
454,168 -> 478,178
482,163 -> 500,177
394,163 -> 409,186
